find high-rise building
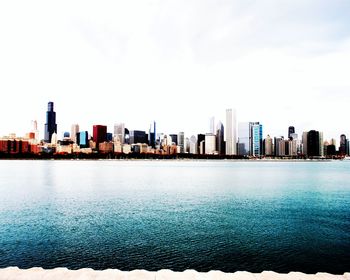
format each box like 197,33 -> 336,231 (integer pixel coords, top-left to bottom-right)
339,134 -> 347,155
225,108 -> 237,155
274,136 -> 285,156
185,137 -> 190,153
302,132 -> 308,156
71,124 -> 79,143
210,117 -> 215,134
114,123 -> 125,144
288,126 -> 295,139
216,121 -> 225,155
178,132 -> 185,153
319,132 -> 324,157
205,133 -> 216,154
44,102 -> 57,143
31,120 -> 39,142
189,135 -> 197,154
197,134 -> 205,154
250,122 -> 263,157
78,131 -> 89,148
264,135 -> 273,156
307,130 -> 320,157
93,125 -> 107,149
129,130 -> 147,144
237,122 -> 250,156
149,121 -> 156,148
170,134 -> 178,145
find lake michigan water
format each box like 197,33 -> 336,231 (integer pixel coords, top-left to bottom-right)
0,160 -> 349,273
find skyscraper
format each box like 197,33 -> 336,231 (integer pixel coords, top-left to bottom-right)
264,135 -> 273,156
178,132 -> 185,153
189,135 -> 197,154
237,122 -> 250,156
114,123 -> 125,144
225,108 -> 237,155
216,121 -> 225,155
307,130 -> 320,157
71,124 -> 79,143
44,102 -> 57,143
209,117 -> 215,134
205,133 -> 216,154
149,121 -> 156,148
288,126 -> 295,139
250,122 -> 263,157
339,134 -> 347,155
93,125 -> 107,149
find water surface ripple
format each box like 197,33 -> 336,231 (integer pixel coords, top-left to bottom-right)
0,160 -> 349,273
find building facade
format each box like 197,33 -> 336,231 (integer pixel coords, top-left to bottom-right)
44,102 -> 57,143
225,108 -> 237,155
93,125 -> 107,149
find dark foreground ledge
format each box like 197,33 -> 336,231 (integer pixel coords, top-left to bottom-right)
0,267 -> 349,279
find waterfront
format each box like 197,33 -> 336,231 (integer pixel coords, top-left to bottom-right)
0,160 -> 349,273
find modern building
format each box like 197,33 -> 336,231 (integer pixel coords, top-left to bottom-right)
189,135 -> 197,154
339,134 -> 347,155
205,133 -> 216,155
307,130 -> 321,157
107,133 -> 113,142
93,125 -> 107,149
210,117 -> 215,134
178,132 -> 185,153
237,122 -> 250,156
129,130 -> 147,144
264,135 -> 273,156
44,102 -> 57,143
114,123 -> 125,144
237,122 -> 263,157
71,124 -> 79,143
216,121 -> 225,155
149,121 -> 156,148
250,122 -> 263,157
274,136 -> 285,156
197,134 -> 205,154
169,134 -> 178,145
288,126 -> 295,139
302,132 -> 308,156
79,131 -> 89,148
225,108 -> 237,155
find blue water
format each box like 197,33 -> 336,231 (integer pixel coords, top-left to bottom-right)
0,160 -> 349,273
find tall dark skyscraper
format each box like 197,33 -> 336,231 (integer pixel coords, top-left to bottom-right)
307,130 -> 320,157
216,121 -> 225,155
44,102 -> 57,143
288,126 -> 295,139
93,125 -> 107,150
339,134 -> 347,155
149,121 -> 156,148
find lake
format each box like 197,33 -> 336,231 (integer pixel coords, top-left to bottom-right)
0,160 -> 349,273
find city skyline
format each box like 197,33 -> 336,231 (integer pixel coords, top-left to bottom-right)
1,1 -> 350,140
1,100 -> 350,145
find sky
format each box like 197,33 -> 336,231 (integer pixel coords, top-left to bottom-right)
1,0 -> 350,141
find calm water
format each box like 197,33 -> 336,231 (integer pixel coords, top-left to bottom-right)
0,160 -> 349,273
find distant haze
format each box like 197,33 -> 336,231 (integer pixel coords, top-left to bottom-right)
1,0 -> 350,141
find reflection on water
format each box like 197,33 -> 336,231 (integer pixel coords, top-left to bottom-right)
0,160 -> 349,273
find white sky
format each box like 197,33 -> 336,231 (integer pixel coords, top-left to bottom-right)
1,0 -> 350,141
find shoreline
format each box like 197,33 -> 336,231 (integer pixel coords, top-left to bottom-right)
0,267 -> 348,279
0,153 -> 339,161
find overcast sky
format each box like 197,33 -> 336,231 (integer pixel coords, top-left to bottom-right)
1,0 -> 350,141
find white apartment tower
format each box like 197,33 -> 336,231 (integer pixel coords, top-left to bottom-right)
114,123 -> 125,144
225,108 -> 237,155
71,124 -> 79,143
